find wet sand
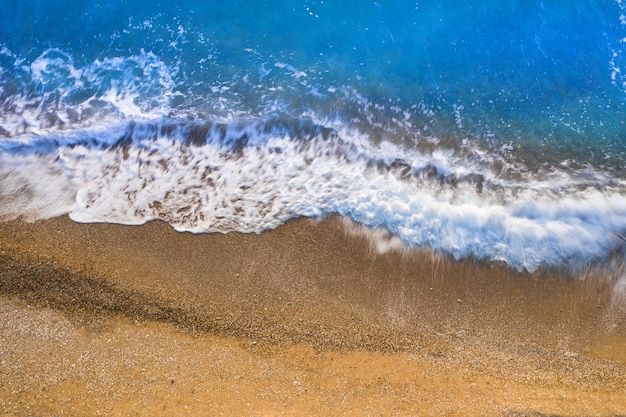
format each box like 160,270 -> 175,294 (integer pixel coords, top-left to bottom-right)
0,215 -> 625,416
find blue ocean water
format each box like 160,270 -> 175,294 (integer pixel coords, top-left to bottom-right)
1,1 -> 626,272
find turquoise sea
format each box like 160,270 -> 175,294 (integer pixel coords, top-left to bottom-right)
1,1 -> 626,273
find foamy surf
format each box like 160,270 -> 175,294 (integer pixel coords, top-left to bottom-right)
1,117 -> 625,273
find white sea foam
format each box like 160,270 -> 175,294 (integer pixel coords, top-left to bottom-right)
0,48 -> 179,136
1,47 -> 626,274
1,118 -> 625,273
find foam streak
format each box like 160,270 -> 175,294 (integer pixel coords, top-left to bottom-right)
1,118 -> 625,272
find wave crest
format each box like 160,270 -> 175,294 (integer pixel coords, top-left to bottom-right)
1,117 -> 625,272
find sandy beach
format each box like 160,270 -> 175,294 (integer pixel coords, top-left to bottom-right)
0,215 -> 625,416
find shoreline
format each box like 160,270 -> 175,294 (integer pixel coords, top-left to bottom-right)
0,215 -> 625,415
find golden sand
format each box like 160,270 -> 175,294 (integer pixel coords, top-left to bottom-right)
0,216 -> 624,416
